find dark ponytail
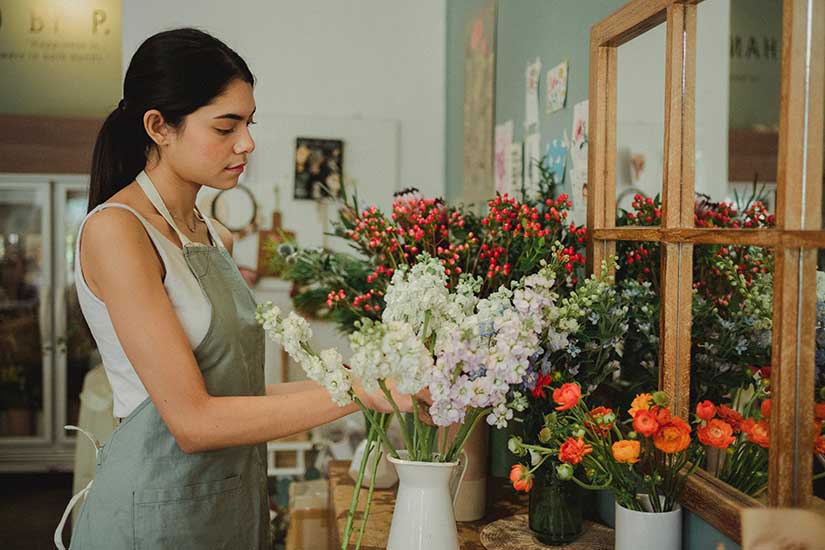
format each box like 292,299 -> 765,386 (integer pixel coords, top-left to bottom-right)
88,28 -> 255,212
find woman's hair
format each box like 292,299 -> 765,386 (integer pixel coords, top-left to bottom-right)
87,28 -> 255,212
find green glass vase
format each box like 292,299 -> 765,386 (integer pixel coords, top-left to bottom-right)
528,463 -> 584,545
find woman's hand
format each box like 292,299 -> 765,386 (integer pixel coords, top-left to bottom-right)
354,379 -> 433,425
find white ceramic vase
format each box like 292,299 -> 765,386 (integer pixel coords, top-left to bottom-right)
386,451 -> 461,550
615,495 -> 682,550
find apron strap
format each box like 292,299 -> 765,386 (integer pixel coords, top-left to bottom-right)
54,426 -> 102,549
198,209 -> 227,251
135,170 -> 193,247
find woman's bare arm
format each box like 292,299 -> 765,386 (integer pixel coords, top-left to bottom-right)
81,209 -> 395,453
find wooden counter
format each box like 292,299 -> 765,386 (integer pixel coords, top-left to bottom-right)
327,460 -> 528,550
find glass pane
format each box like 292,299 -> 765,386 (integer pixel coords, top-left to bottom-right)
63,189 -> 98,432
0,187 -> 47,438
814,251 -> 825,500
615,240 -> 661,406
694,0 -> 780,227
615,23 -> 666,226
692,243 -> 773,500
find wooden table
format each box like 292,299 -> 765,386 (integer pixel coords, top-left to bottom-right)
327,460 -> 528,550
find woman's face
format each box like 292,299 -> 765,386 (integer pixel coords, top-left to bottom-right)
165,79 -> 256,190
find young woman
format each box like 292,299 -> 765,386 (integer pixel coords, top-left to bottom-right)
54,28 -> 416,549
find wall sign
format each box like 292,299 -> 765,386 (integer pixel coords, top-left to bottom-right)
0,0 -> 122,117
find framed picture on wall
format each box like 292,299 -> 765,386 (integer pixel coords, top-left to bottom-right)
293,137 -> 344,200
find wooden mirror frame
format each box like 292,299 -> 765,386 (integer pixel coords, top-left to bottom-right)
586,0 -> 824,541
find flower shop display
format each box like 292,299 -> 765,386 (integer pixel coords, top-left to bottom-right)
257,171 -> 618,549
509,386 -> 701,549
616,192 -> 774,407
258,248 -> 614,550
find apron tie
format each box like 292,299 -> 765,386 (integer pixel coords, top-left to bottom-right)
54,426 -> 102,550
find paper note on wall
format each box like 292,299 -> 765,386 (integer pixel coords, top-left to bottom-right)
525,132 -> 541,198
543,138 -> 568,186
510,142 -> 524,198
545,60 -> 568,113
525,57 -> 542,131
494,121 -> 514,196
570,100 -> 590,225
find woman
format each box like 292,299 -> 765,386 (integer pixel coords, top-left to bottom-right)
54,28 -> 414,549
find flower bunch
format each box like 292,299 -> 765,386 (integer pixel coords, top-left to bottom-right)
523,265 -> 627,395
615,190 -> 775,405
255,304 -> 353,406
509,384 -> 702,513
346,251 -> 590,463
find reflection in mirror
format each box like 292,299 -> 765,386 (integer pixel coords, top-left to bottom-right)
691,243 -> 773,500
615,23 -> 666,225
815,251 -> 825,500
614,237 -> 661,409
694,0 -> 781,224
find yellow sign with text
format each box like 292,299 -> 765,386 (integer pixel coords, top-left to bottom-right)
0,0 -> 121,117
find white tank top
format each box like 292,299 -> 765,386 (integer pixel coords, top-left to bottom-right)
75,200 -> 222,418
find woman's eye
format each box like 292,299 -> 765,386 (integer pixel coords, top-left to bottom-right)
216,128 -> 233,135
247,120 -> 257,126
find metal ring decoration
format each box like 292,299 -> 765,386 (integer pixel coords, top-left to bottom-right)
210,184 -> 259,237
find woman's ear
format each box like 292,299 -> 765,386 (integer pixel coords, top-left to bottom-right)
143,109 -> 171,146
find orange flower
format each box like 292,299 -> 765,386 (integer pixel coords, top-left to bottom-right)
741,418 -> 770,448
717,405 -> 745,431
651,405 -> 672,425
629,393 -> 653,418
558,437 -> 593,465
695,400 -> 717,421
632,409 -> 660,437
552,383 -> 581,411
612,440 -> 641,464
653,416 -> 692,454
815,402 -> 825,421
697,419 -> 736,449
510,464 -> 533,493
761,399 -> 771,420
586,406 -> 615,435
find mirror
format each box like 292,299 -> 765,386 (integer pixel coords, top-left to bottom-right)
694,0 -> 780,226
615,22 -> 667,226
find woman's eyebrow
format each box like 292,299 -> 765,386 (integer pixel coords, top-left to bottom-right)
213,107 -> 256,121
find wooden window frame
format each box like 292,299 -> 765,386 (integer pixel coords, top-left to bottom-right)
587,0 -> 824,542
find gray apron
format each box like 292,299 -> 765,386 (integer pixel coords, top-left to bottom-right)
56,170 -> 269,549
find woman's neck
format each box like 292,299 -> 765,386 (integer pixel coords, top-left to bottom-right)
143,164 -> 201,225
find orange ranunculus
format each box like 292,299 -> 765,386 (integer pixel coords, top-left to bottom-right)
761,399 -> 771,420
815,402 -> 825,421
552,383 -> 581,411
586,406 -> 615,435
629,393 -> 653,418
717,405 -> 745,431
651,405 -> 672,425
653,416 -> 692,454
558,437 -> 593,465
632,409 -> 660,437
510,464 -> 533,493
612,440 -> 641,464
697,419 -> 736,449
741,418 -> 770,448
814,422 -> 825,454
695,400 -> 717,422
